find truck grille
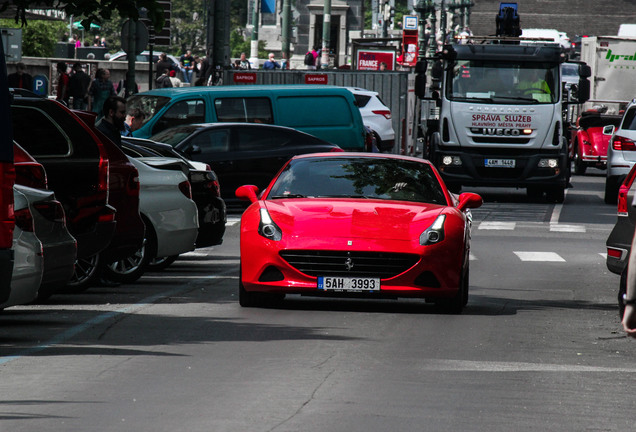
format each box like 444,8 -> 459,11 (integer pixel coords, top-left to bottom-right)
472,137 -> 530,144
280,250 -> 420,279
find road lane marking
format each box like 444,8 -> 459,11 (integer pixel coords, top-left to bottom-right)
514,251 -> 565,262
478,222 -> 516,230
418,359 -> 636,373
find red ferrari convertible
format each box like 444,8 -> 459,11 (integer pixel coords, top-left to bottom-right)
236,153 -> 482,313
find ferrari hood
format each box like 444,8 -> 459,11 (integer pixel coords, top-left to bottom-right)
265,199 -> 445,241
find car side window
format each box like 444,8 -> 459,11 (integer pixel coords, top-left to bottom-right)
11,106 -> 71,156
152,99 -> 205,135
214,97 -> 273,124
236,128 -> 286,151
190,129 -> 231,153
622,108 -> 636,130
353,94 -> 371,108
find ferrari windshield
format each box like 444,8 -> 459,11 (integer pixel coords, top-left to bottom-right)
447,61 -> 559,104
268,157 -> 448,205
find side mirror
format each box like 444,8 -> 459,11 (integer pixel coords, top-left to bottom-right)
579,63 -> 591,78
576,78 -> 590,104
456,192 -> 483,211
235,185 -> 260,203
603,125 -> 615,136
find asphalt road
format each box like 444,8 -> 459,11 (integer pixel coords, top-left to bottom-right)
1,169 -> 635,432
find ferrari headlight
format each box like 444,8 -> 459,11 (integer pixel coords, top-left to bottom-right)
259,208 -> 282,241
420,214 -> 446,245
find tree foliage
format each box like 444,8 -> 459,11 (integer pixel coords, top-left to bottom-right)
6,0 -> 165,30
0,18 -> 66,57
230,29 -> 267,58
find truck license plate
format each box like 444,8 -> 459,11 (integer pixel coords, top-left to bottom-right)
485,158 -> 515,168
317,276 -> 380,292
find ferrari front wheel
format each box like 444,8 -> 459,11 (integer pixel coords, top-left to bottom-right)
437,262 -> 469,314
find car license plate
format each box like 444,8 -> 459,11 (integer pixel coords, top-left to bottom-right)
485,158 -> 515,168
317,276 -> 380,292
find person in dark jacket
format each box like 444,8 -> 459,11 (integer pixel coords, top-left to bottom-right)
68,63 -> 91,110
96,96 -> 126,147
7,62 -> 32,90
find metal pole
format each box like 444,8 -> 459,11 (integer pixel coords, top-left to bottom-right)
281,0 -> 291,68
320,0 -> 331,69
250,0 -> 260,68
126,21 -> 136,97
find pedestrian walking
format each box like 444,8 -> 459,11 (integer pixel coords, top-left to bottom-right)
88,68 -> 116,118
55,61 -> 70,106
68,62 -> 91,110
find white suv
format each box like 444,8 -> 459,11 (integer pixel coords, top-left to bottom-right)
605,99 -> 636,204
346,87 -> 395,152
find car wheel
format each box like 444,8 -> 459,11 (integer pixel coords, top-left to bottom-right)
573,145 -> 587,175
545,186 -> 565,203
147,255 -> 178,271
101,221 -> 156,284
605,176 -> 620,205
66,253 -> 100,292
437,261 -> 468,314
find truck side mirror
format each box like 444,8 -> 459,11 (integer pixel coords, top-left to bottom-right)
579,63 -> 591,78
577,78 -> 590,104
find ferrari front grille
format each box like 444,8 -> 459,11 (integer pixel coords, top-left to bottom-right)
280,250 -> 420,279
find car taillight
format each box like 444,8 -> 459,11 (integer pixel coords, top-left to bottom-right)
607,247 -> 624,259
612,135 -> 636,151
14,207 -> 34,232
15,162 -> 47,189
0,163 -> 15,249
617,167 -> 636,215
330,147 -> 345,152
179,180 -> 192,199
33,200 -> 66,224
96,145 -> 109,203
372,110 -> 392,120
203,179 -> 221,197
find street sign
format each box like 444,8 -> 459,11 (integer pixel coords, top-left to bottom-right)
32,75 -> 48,96
233,72 -> 257,84
121,20 -> 149,55
356,50 -> 395,70
403,15 -> 418,30
305,74 -> 328,85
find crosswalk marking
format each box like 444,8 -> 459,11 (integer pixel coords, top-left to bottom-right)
226,216 -> 241,226
514,251 -> 565,262
549,224 -> 586,233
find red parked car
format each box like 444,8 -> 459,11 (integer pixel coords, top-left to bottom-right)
236,153 -> 482,313
73,111 -> 145,286
571,109 -> 622,174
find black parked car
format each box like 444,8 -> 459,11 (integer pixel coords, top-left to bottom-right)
148,123 -> 343,204
606,164 -> 636,317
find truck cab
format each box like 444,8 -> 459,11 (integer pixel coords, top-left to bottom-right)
428,43 -> 571,202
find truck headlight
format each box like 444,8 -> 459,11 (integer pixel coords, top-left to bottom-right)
259,208 -> 282,241
538,158 -> 559,169
420,214 -> 446,245
442,156 -> 462,166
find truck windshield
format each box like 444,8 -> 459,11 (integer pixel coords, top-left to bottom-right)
447,61 -> 559,104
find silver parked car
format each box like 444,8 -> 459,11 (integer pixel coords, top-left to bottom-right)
346,87 -> 396,152
604,99 -> 636,204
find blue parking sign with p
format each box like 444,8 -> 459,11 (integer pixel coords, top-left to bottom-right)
32,75 -> 48,96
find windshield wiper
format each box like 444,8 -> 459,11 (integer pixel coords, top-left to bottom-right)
316,194 -> 372,199
492,96 -> 542,103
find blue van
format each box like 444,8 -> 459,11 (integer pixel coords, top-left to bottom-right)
127,85 -> 367,151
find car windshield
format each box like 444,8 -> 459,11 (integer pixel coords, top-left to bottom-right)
268,157 -> 447,205
150,125 -> 203,146
126,94 -> 172,126
448,60 -> 559,104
